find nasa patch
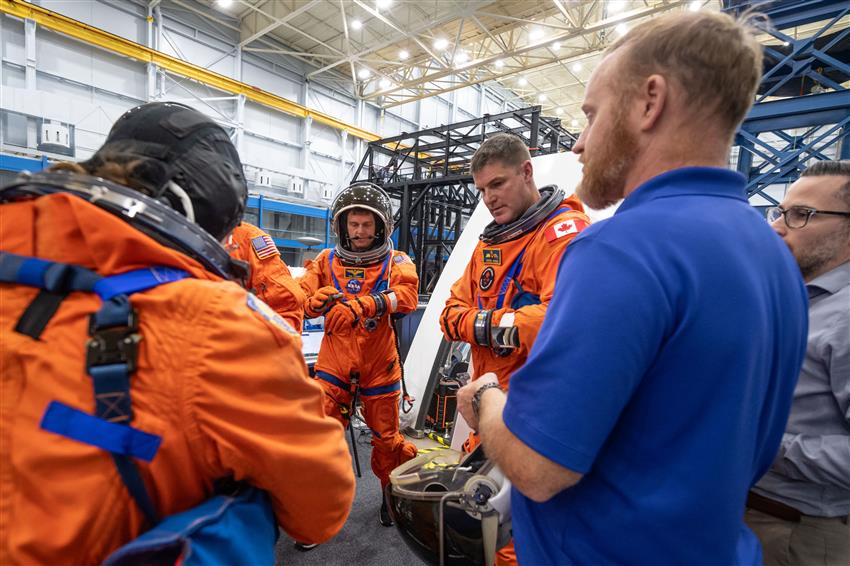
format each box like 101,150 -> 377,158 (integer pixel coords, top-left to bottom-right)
346,279 -> 363,294
479,267 -> 496,291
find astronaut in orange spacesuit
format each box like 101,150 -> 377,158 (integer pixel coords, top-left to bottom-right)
227,221 -> 306,332
440,133 -> 591,565
0,102 -> 354,565
300,182 -> 419,529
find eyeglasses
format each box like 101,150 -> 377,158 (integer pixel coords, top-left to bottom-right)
766,205 -> 850,229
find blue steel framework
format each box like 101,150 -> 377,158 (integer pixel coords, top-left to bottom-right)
727,0 -> 850,203
0,155 -> 332,256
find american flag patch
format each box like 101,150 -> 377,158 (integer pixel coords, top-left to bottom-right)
251,235 -> 279,260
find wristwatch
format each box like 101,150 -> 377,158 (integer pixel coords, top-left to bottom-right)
472,382 -> 502,418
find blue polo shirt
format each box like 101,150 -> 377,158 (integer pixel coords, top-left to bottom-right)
502,167 -> 809,565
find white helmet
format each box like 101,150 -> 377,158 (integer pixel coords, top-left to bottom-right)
331,182 -> 394,265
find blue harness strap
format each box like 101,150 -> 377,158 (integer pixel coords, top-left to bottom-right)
476,206 -> 572,311
40,401 -> 162,462
0,253 -> 103,339
327,250 -> 391,295
361,381 -> 401,397
316,370 -> 351,392
2,251 -> 189,527
315,370 -> 400,397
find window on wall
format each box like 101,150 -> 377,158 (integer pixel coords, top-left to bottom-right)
243,210 -> 259,227
260,210 -> 326,243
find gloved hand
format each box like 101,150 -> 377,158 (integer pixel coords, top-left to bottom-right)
324,301 -> 360,336
324,297 -> 381,335
305,286 -> 342,318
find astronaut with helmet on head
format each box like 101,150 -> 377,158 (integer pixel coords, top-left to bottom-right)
0,101 -> 354,564
300,182 -> 420,533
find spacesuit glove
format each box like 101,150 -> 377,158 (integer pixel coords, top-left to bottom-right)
306,285 -> 342,318
358,295 -> 380,318
324,302 -> 359,336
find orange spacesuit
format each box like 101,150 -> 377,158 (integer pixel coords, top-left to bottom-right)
226,222 -> 306,332
440,192 -> 589,565
301,247 -> 419,489
0,193 -> 355,566
0,101 -> 354,565
442,193 -> 589,389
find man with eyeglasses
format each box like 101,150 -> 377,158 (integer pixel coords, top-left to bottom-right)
747,160 -> 850,566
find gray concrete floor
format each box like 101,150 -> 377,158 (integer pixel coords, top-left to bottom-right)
275,428 -> 431,566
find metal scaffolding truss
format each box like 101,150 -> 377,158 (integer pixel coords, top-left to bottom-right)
727,0 -> 850,202
350,106 -> 573,295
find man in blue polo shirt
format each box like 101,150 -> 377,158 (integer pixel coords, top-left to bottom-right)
456,10 -> 809,565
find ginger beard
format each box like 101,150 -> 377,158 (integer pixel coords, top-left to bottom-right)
576,100 -> 640,210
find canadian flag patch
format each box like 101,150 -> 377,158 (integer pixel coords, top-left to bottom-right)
544,218 -> 588,243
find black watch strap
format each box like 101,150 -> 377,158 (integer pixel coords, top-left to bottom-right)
472,382 -> 502,418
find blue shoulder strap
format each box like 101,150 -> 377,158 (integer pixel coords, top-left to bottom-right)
327,250 -> 391,295
475,206 -> 571,311
1,251 -> 189,526
328,250 -> 343,292
371,254 -> 391,294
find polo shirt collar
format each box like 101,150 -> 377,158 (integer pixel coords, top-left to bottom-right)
616,167 -> 747,214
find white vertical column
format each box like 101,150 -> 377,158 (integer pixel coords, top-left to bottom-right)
24,18 -> 36,89
355,98 -> 365,164
154,5 -> 164,97
301,81 -> 312,172
145,6 -> 157,101
339,130 -> 349,189
450,89 -> 458,124
234,94 -> 246,154
233,47 -> 244,154
478,85 -> 487,117
25,18 -> 37,149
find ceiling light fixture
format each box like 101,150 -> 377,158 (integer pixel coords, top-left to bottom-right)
357,68 -> 371,80
552,41 -> 561,50
351,19 -> 363,30
434,38 -> 449,51
556,108 -> 564,116
376,0 -> 393,9
495,59 -> 505,68
399,49 -> 409,60
217,0 -> 233,7
571,62 -> 582,73
688,1 -> 701,11
454,51 -> 469,65
530,27 -> 545,41
379,78 -> 392,89
570,118 -> 579,127
538,93 -> 547,102
518,77 -> 528,86
615,23 -> 629,36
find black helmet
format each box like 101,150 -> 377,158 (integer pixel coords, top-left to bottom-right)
386,446 -> 512,566
83,102 -> 247,240
331,182 -> 393,265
